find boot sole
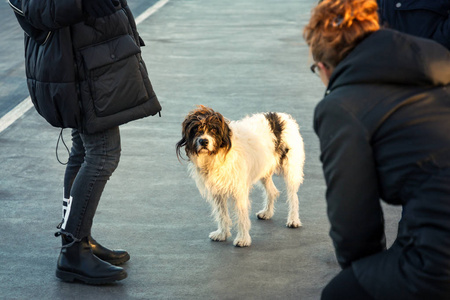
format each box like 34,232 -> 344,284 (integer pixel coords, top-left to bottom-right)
56,269 -> 127,285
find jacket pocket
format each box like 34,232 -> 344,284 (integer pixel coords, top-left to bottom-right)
80,34 -> 149,117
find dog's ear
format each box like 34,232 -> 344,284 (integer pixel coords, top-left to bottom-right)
176,116 -> 193,161
218,113 -> 232,153
176,138 -> 187,162
175,136 -> 187,161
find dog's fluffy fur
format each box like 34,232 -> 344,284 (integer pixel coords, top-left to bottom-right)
176,105 -> 305,247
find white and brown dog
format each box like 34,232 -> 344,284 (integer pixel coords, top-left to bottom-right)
176,105 -> 305,247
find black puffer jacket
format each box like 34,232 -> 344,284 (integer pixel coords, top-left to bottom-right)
9,0 -> 161,134
314,29 -> 450,299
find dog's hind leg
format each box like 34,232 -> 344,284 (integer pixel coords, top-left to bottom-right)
209,195 -> 232,242
282,162 -> 303,228
285,181 -> 302,228
256,176 -> 279,221
233,192 -> 252,247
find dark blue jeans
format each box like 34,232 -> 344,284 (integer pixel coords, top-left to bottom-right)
60,127 -> 121,240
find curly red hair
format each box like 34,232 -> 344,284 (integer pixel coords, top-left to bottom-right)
303,0 -> 380,67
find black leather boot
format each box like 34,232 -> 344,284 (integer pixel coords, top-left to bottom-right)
56,235 -> 127,284
88,236 -> 130,265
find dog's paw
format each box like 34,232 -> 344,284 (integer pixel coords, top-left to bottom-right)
286,219 -> 302,228
209,230 -> 231,242
233,235 -> 251,247
256,210 -> 273,220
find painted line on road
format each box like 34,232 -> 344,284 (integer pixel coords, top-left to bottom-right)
135,0 -> 170,25
0,0 -> 170,134
0,96 -> 33,133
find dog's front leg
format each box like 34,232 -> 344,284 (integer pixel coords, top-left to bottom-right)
209,195 -> 232,242
233,192 -> 252,247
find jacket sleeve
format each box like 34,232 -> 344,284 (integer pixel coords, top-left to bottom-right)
21,0 -> 84,31
314,98 -> 386,269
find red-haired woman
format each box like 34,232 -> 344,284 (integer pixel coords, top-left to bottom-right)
304,0 -> 450,299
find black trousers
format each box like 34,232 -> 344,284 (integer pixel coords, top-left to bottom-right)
321,267 -> 374,300
61,127 -> 121,239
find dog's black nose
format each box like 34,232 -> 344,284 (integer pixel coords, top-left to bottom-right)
199,138 -> 209,146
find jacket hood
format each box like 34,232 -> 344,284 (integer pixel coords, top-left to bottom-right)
328,29 -> 450,92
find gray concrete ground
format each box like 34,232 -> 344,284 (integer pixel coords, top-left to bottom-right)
0,0 -> 402,299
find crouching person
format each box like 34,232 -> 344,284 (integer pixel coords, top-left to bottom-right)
304,0 -> 450,299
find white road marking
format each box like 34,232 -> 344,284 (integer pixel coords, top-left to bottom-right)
135,0 -> 170,25
0,96 -> 33,133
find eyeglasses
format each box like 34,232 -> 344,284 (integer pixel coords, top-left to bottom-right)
310,63 -> 319,75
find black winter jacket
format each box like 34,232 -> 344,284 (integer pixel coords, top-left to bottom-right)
9,0 -> 161,134
314,29 -> 450,299
377,0 -> 450,49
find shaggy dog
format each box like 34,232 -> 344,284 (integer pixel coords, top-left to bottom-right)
176,105 -> 305,247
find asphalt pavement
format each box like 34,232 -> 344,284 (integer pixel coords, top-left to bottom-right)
0,0 -> 402,299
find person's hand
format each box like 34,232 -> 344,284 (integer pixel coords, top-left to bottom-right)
82,0 -> 117,18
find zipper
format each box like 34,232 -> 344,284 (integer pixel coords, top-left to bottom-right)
42,31 -> 52,45
8,0 -> 52,46
8,0 -> 24,16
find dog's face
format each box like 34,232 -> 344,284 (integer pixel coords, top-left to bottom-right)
176,105 -> 232,159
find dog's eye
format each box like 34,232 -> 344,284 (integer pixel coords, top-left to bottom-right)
210,128 -> 217,134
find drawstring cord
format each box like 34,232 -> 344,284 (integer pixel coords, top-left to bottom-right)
55,129 -> 74,248
56,220 -> 64,230
56,128 -> 70,165
55,222 -> 81,248
54,230 -> 81,249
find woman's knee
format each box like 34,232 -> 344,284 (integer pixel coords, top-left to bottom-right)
105,127 -> 121,172
82,127 -> 121,175
105,148 -> 121,174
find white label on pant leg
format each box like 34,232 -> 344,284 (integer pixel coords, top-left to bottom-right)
61,196 -> 73,230
62,197 -> 68,219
